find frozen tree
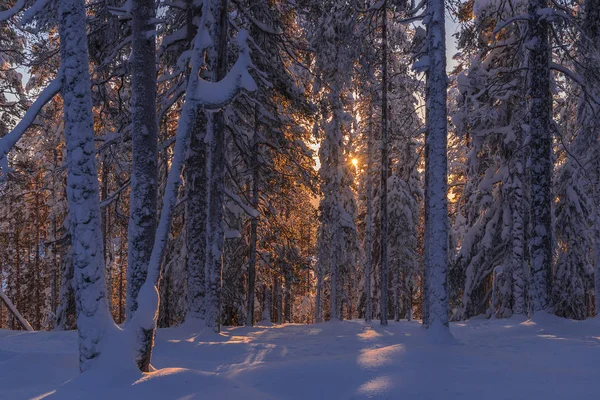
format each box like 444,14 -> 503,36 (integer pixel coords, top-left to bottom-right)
551,0 -> 600,319
311,0 -> 359,322
128,0 -> 256,368
451,0 -> 529,319
552,158 -> 590,319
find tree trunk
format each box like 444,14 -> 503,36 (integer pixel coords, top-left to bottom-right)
246,106 -> 260,326
364,100 -> 374,323
185,107 -> 208,322
527,0 -> 552,313
330,231 -> 339,321
579,0 -> 600,317
126,0 -> 159,323
15,229 -> 20,321
316,243 -> 323,323
34,184 -> 41,329
422,0 -> 449,329
55,246 -> 76,330
510,109 -> 527,316
119,225 -> 126,324
58,0 -> 113,371
204,0 -> 229,333
274,274 -> 283,324
262,283 -> 272,323
380,1 -> 389,326
284,269 -> 292,323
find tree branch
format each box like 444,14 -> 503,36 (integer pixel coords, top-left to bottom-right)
0,71 -> 63,175
0,0 -> 25,22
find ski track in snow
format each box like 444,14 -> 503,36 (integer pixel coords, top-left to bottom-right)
1,314 -> 600,399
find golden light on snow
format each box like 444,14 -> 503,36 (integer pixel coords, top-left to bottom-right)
357,375 -> 394,396
357,328 -> 383,341
357,344 -> 405,369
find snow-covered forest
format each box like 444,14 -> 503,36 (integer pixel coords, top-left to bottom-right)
1,0 -> 600,398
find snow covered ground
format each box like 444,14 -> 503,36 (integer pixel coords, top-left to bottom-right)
1,314 -> 599,399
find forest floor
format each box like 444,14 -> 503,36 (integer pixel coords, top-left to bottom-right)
1,313 -> 599,399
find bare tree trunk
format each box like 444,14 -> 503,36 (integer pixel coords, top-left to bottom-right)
50,150 -> 60,321
184,0 -> 208,325
33,181 -> 41,329
185,108 -> 208,322
364,101 -> 374,323
316,251 -> 323,323
204,0 -> 229,333
284,268 -> 292,323
246,107 -> 260,326
527,0 -> 552,313
275,274 -> 283,324
126,0 -> 159,323
101,157 -> 113,317
55,245 -> 76,330
330,232 -> 339,321
262,282 -> 272,323
119,225 -> 126,324
15,229 -> 20,319
510,108 -> 527,316
422,0 -> 450,329
379,1 -> 389,326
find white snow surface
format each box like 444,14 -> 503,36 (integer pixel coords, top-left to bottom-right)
1,315 -> 600,399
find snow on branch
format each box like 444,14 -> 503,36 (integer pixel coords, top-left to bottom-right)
551,62 -> 600,105
0,71 -> 62,177
406,0 -> 427,15
412,56 -> 429,73
231,0 -> 282,35
396,13 -> 426,25
20,0 -> 52,25
224,186 -> 260,218
191,30 -> 257,109
492,15 -> 530,35
0,0 -> 52,25
0,0 -> 25,22
99,179 -> 131,208
107,0 -> 133,20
